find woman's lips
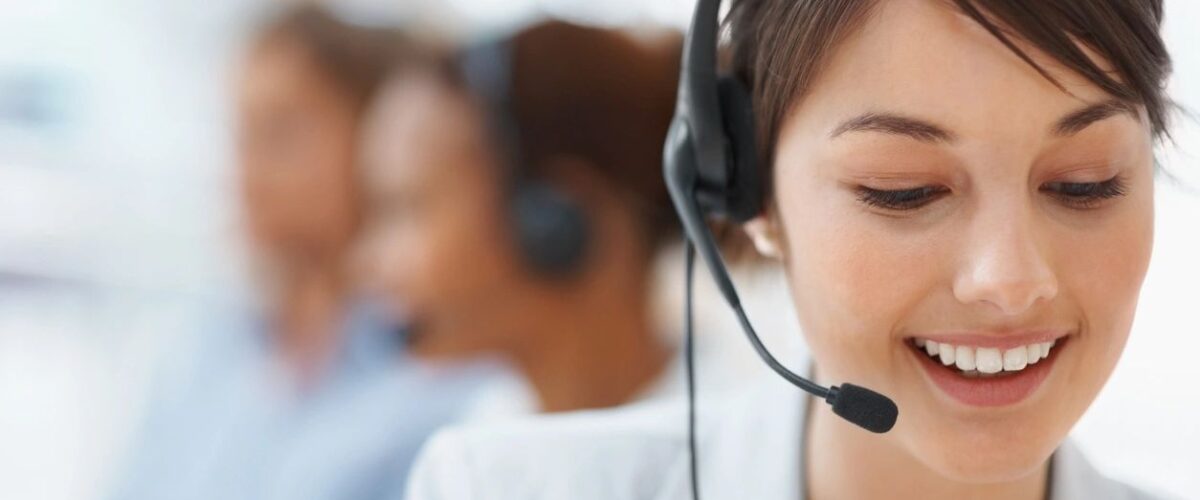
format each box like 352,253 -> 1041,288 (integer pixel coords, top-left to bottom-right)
908,336 -> 1067,407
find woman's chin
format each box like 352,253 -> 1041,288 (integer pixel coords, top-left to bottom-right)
884,336 -> 1092,482
896,410 -> 1064,484
406,324 -> 495,361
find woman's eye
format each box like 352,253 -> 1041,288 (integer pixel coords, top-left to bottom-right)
1040,175 -> 1128,209
856,185 -> 948,211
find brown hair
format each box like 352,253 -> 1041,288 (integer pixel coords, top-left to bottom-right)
252,4 -> 428,116
727,0 -> 1173,197
508,22 -> 682,248
416,21 -> 683,251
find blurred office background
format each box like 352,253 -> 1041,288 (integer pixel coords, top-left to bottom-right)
0,1 -> 1197,499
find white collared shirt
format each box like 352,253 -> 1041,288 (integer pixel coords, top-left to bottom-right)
405,373 -> 1173,500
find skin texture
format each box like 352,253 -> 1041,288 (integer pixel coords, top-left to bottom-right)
237,37 -> 362,377
745,1 -> 1155,498
355,74 -> 671,413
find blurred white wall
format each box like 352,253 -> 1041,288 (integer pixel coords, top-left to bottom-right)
0,1 -> 1196,499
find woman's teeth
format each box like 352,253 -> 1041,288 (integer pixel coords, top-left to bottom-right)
914,338 -> 1057,377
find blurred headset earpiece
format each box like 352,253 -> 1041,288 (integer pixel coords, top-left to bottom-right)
458,40 -> 591,279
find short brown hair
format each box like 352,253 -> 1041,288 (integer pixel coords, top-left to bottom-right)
507,22 -> 682,248
727,0 -> 1173,196
414,21 -> 684,251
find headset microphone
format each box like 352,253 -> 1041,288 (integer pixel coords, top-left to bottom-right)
663,0 -> 898,495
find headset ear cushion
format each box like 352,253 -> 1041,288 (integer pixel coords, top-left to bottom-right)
511,182 -> 591,277
717,75 -> 763,222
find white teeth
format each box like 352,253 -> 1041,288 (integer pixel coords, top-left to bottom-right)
913,337 -> 1062,376
925,340 -> 939,357
1003,347 -> 1028,371
976,348 -> 1003,374
955,345 -> 976,371
939,343 -> 956,365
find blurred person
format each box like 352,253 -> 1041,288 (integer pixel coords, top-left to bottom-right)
405,1 -> 1185,499
107,5 -> 490,500
356,21 -> 684,415
235,2 -> 401,380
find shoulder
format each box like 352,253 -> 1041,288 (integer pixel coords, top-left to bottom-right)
405,398 -> 691,500
405,376 -> 811,500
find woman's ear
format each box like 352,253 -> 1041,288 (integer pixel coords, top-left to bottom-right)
743,215 -> 782,259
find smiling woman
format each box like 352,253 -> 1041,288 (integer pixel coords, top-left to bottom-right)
748,0 -> 1164,496
403,1 -> 1177,499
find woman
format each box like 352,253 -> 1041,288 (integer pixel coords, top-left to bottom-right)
356,21 -> 684,415
236,4 -> 409,379
405,0 -> 1178,499
109,6 -> 486,500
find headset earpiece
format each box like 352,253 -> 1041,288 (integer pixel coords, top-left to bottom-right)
510,181 -> 591,278
459,38 -> 592,279
716,75 -> 762,222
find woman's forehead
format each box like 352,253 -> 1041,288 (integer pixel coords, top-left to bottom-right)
786,0 -> 1135,144
363,75 -> 493,187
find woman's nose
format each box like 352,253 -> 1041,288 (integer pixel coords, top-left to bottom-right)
952,205 -> 1059,316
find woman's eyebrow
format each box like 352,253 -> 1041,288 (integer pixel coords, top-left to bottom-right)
830,112 -> 955,143
1053,99 -> 1138,136
828,99 -> 1136,143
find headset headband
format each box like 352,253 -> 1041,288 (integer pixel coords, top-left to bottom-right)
458,39 -> 528,189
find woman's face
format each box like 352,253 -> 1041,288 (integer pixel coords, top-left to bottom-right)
769,0 -> 1154,482
237,38 -> 361,263
355,74 -> 532,358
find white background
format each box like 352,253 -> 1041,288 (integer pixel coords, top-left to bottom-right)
0,1 -> 1196,499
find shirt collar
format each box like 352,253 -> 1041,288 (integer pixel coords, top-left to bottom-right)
1049,438 -> 1132,500
649,374 -> 807,500
658,365 -> 1125,500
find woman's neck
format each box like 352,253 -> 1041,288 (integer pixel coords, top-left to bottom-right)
804,392 -> 1049,500
510,288 -> 671,413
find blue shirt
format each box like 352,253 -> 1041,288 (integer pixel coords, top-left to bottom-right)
108,301 -> 496,500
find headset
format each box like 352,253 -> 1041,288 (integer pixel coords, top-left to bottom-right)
663,0 -> 900,497
458,39 -> 592,279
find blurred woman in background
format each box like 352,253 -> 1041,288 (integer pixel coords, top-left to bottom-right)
109,6 -> 487,500
357,21 -> 684,415
236,2 -> 404,379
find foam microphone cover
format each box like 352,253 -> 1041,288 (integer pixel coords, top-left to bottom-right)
830,384 -> 898,433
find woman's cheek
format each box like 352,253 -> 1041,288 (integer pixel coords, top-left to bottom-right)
1055,194 -> 1153,397
782,203 -> 941,378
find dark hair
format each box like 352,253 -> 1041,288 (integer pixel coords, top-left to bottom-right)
252,4 -> 426,116
419,21 -> 683,250
508,22 -> 682,248
727,0 -> 1173,197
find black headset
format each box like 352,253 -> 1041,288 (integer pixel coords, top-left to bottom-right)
664,0 -> 899,496
458,39 -> 592,279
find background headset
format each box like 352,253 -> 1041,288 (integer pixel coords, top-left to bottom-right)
663,0 -> 899,496
457,38 -> 592,279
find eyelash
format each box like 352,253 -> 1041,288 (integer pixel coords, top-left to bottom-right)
855,176 -> 1128,211
1040,176 -> 1128,208
856,185 -> 949,211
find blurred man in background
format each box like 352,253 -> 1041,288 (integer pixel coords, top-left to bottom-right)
107,5 -> 491,500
